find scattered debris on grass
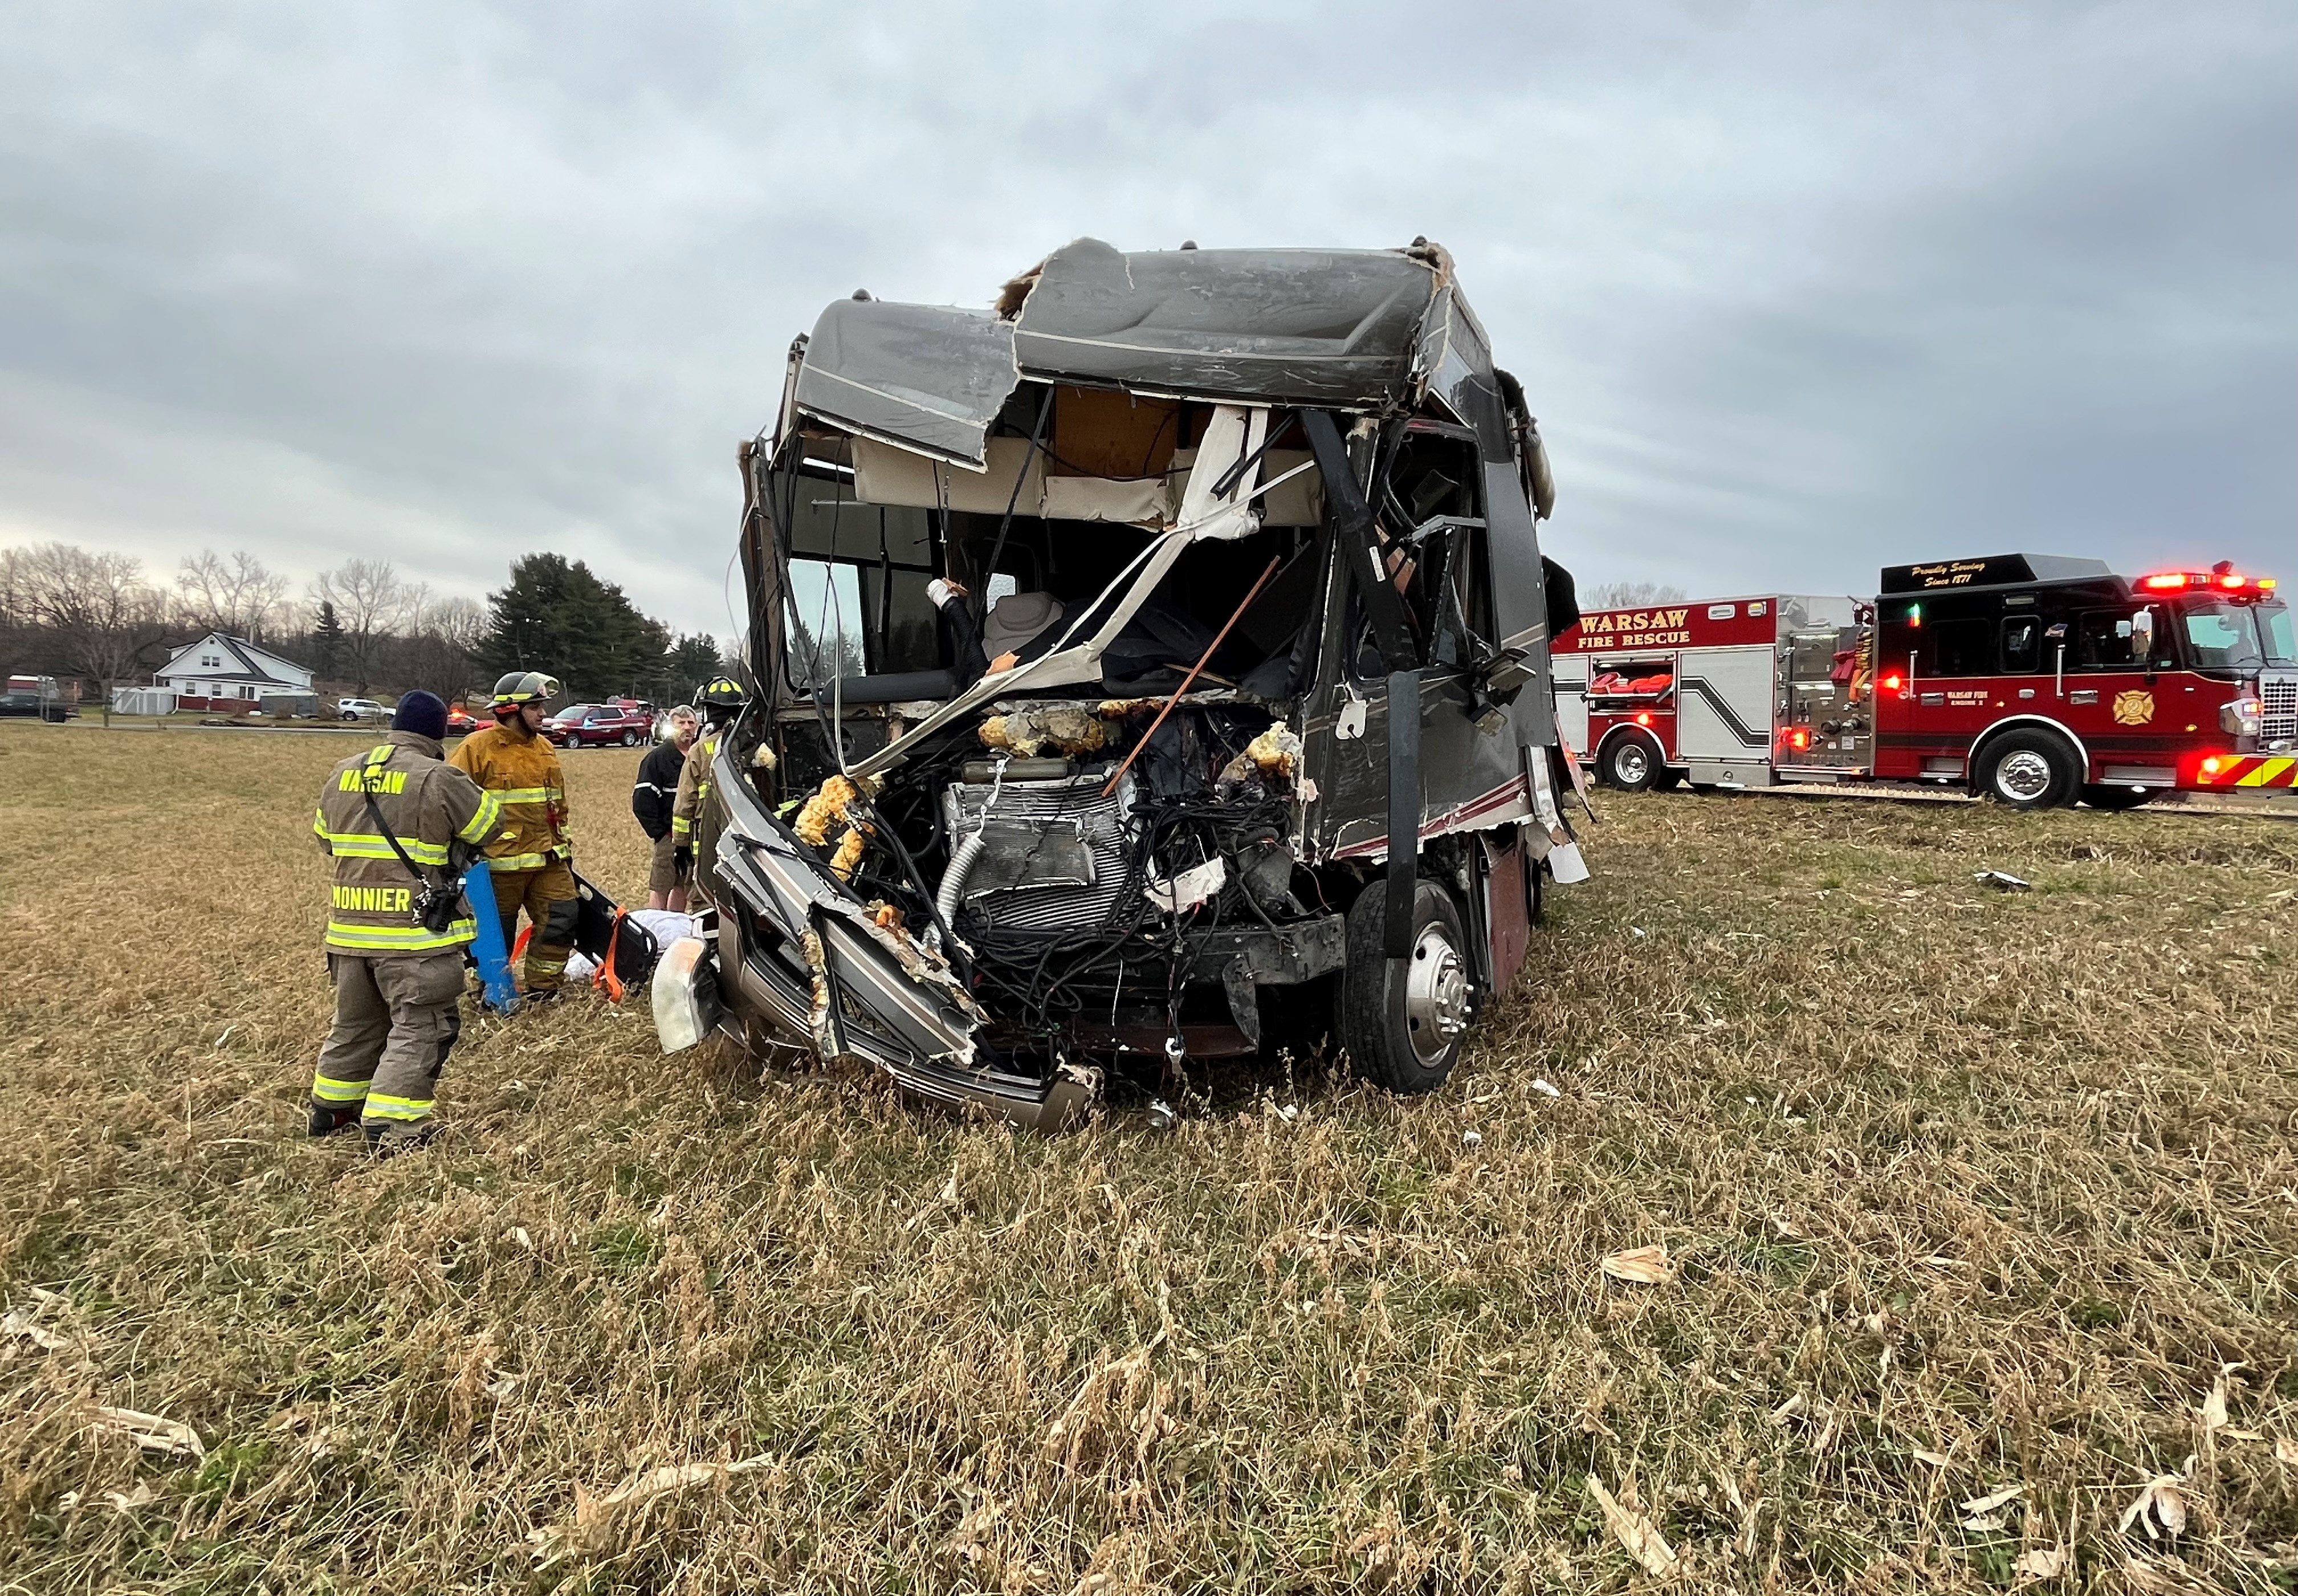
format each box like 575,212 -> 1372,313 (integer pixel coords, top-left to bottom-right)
1600,1244 -> 1677,1286
57,1483 -> 157,1514
5,731 -> 2292,1590
1586,1472 -> 1679,1578
528,1452 -> 779,1566
2118,1469 -> 2191,1540
2013,1545 -> 2067,1581
90,1407 -> 204,1461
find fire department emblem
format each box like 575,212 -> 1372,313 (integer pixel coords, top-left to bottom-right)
2112,690 -> 2155,726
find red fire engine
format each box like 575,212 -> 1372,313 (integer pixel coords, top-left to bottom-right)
1553,554 -> 2295,809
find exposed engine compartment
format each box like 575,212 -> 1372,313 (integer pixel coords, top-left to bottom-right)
760,687 -> 1325,1073
666,237 -> 1586,1128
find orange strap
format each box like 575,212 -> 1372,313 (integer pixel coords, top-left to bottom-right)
594,911 -> 627,1003
511,925 -> 532,963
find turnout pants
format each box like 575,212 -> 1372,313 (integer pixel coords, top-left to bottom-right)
492,858 -> 579,991
311,952 -> 465,1129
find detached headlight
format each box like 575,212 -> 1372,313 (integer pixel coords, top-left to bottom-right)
2220,696 -> 2264,737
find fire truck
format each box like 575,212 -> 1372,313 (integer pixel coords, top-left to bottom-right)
1553,554 -> 2295,809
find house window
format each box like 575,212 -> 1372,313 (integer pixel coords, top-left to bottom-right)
199,653 -> 222,669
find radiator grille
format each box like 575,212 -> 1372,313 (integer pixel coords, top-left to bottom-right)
948,775 -> 1134,933
2262,675 -> 2296,747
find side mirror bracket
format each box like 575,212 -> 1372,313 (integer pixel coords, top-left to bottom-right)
2131,608 -> 2157,683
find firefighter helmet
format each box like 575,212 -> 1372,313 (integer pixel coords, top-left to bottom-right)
489,671 -> 561,710
698,675 -> 748,713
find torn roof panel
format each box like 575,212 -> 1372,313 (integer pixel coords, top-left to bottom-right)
793,299 -> 1020,468
790,239 -> 1498,465
1012,238 -> 1440,408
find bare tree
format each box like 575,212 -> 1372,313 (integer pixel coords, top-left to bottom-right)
391,595 -> 488,699
10,542 -> 170,724
310,559 -> 415,693
1582,580 -> 1690,610
176,549 -> 292,642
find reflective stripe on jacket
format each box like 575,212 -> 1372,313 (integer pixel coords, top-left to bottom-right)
449,719 -> 570,871
314,732 -> 498,954
670,732 -> 717,838
632,739 -> 686,840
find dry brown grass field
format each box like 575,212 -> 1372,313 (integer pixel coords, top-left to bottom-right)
2,719 -> 2293,1594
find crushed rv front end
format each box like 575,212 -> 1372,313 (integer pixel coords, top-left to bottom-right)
663,238 -> 1585,1125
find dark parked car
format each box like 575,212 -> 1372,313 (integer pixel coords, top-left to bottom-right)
654,238 -> 1587,1128
543,703 -> 651,747
2,675 -> 72,722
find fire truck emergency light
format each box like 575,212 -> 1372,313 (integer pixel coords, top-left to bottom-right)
2141,568 -> 2279,597
1787,728 -> 1811,750
1634,711 -> 1653,727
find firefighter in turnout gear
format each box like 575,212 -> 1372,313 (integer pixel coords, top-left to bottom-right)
670,675 -> 748,886
451,670 -> 580,995
309,690 -> 500,1155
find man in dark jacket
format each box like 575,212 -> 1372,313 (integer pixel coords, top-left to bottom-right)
634,704 -> 698,910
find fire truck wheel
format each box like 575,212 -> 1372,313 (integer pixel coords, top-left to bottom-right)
1975,730 -> 2079,811
1598,731 -> 1664,792
2080,784 -> 2153,811
1338,880 -> 1472,1095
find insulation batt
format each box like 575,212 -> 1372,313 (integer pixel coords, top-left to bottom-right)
1245,720 -> 1302,777
793,773 -> 877,881
978,705 -> 1108,758
1218,720 -> 1303,787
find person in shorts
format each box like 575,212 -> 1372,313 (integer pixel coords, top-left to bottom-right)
634,704 -> 698,911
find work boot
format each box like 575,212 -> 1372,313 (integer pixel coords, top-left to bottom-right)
308,1104 -> 361,1139
364,1119 -> 442,1160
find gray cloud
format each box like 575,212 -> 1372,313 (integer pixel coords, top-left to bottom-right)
2,1 -> 2291,636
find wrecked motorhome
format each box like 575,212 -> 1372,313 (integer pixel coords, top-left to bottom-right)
654,238 -> 1587,1127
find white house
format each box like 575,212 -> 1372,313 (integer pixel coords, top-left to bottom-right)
154,631 -> 315,711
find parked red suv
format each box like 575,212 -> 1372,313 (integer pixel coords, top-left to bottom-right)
541,702 -> 651,747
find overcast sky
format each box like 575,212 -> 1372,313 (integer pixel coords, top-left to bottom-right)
2,1 -> 2291,638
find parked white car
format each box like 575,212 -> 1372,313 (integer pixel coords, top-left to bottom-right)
335,697 -> 387,721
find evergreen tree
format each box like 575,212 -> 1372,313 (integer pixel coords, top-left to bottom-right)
664,633 -> 722,701
482,553 -> 677,701
311,601 -> 345,680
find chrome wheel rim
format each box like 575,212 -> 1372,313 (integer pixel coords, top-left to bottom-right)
1404,923 -> 1470,1066
1614,743 -> 1650,786
1997,749 -> 2053,801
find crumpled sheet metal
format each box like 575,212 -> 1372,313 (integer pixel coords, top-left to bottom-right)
794,298 -> 1018,469
793,238 -> 1485,470
820,892 -> 989,1031
1012,238 -> 1439,409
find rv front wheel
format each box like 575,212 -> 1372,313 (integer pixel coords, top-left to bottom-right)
1339,880 -> 1473,1095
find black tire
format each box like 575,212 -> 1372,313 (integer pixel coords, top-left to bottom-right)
2081,784 -> 2153,811
1974,729 -> 2080,811
1337,880 -> 1473,1095
1598,730 -> 1663,792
